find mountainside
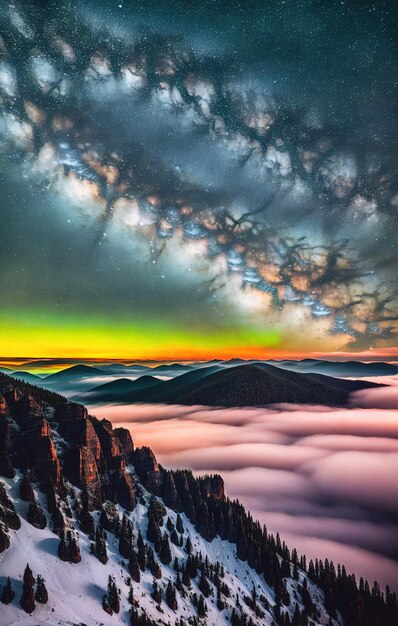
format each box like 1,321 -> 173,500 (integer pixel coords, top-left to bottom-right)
0,372 -> 396,626
105,364 -> 381,407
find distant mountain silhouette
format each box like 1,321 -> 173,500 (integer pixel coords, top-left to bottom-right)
151,363 -> 193,372
43,364 -> 105,381
83,376 -> 162,402
270,359 -> 398,377
101,363 -> 150,373
221,358 -> 249,366
108,363 -> 382,407
10,371 -> 43,383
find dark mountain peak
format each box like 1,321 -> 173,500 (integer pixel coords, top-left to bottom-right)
118,362 -> 382,407
83,375 -> 162,403
223,358 -> 249,365
89,377 -> 138,391
44,364 -> 105,380
10,371 -> 42,383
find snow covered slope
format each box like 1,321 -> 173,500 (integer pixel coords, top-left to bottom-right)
0,472 -> 336,626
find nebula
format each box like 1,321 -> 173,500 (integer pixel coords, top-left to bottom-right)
0,0 -> 397,357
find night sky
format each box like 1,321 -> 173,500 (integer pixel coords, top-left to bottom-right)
0,0 -> 397,359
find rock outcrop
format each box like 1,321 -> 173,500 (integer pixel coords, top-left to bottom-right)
133,447 -> 163,495
112,463 -> 136,511
114,427 -> 134,461
91,418 -> 124,470
64,445 -> 103,508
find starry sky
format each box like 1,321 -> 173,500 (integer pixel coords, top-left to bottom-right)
0,0 -> 397,359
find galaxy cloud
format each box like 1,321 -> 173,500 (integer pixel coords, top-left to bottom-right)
0,0 -> 397,357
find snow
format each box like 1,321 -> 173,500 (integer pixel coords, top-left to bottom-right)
0,472 -> 341,626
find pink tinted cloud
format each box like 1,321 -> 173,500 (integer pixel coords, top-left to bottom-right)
91,399 -> 398,590
166,442 -> 327,471
303,451 -> 398,515
295,434 -> 398,452
351,384 -> 398,409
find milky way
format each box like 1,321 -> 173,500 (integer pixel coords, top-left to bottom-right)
0,0 -> 397,354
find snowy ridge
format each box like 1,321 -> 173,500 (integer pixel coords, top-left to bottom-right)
0,471 -> 337,626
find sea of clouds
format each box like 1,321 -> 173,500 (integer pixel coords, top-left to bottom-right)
90,382 -> 398,591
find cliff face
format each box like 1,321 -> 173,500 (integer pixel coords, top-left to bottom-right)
0,372 -> 225,545
114,427 -> 134,461
0,373 -> 138,514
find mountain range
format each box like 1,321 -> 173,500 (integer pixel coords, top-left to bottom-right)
80,363 -> 381,407
0,371 -> 396,626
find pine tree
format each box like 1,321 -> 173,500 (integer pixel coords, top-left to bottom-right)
27,498 -> 47,529
197,594 -> 207,618
1,577 -> 15,604
129,550 -> 141,583
137,531 -> 147,570
217,587 -> 225,611
128,585 -> 139,607
170,529 -> 180,546
119,514 -> 134,558
93,527 -> 108,564
151,580 -> 161,604
187,554 -> 198,578
159,534 -> 172,565
301,578 -> 315,617
35,575 -> 48,604
102,594 -> 113,615
108,575 -> 120,613
291,603 -> 301,626
252,583 -> 257,601
166,581 -> 178,610
182,564 -> 191,589
147,547 -> 162,579
176,514 -> 184,533
147,509 -> 162,545
185,536 -> 192,553
199,571 -> 211,598
20,564 -> 35,613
